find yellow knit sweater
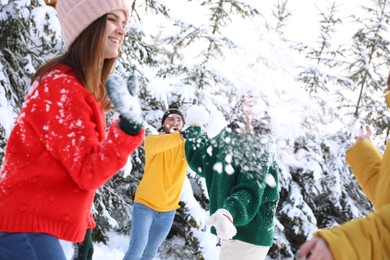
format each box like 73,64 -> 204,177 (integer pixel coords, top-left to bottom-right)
315,140 -> 390,259
134,132 -> 188,211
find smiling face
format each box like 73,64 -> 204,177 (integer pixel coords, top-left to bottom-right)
162,114 -> 184,133
103,9 -> 127,59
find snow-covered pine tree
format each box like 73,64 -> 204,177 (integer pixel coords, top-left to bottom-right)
0,0 -> 61,166
345,0 -> 390,138
296,2 -> 347,95
149,0 -> 260,104
268,0 -> 292,36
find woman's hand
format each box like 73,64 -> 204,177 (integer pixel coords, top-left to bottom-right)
106,74 -> 144,135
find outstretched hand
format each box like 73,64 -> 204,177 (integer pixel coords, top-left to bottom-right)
355,124 -> 373,142
106,74 -> 143,135
297,237 -> 334,260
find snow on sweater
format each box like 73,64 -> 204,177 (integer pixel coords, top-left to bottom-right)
185,125 -> 279,246
0,64 -> 144,242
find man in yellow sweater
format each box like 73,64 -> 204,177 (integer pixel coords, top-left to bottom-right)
123,107 -> 188,260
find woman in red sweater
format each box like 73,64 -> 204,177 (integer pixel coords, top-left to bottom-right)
0,0 -> 144,259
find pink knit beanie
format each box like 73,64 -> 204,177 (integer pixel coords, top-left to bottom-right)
56,0 -> 133,48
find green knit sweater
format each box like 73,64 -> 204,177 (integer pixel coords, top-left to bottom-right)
185,125 -> 279,246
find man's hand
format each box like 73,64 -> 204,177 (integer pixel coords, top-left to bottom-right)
297,237 -> 334,260
355,124 -> 373,142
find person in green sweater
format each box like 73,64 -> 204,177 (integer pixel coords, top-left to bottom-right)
184,98 -> 280,260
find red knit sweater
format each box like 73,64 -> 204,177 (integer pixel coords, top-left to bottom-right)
0,64 -> 144,242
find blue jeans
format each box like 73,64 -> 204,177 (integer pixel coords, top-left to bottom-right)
123,203 -> 176,260
0,232 -> 66,260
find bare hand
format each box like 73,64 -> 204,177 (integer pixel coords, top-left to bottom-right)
297,237 -> 334,260
355,124 -> 372,142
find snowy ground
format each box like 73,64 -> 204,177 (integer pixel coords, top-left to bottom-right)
60,230 -> 220,260
60,231 -> 144,260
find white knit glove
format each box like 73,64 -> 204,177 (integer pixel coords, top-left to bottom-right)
207,209 -> 237,239
185,105 -> 210,127
106,74 -> 143,135
205,109 -> 227,138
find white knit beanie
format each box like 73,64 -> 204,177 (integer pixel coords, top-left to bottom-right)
56,0 -> 133,48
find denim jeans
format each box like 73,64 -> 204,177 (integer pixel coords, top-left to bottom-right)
0,232 -> 66,260
123,203 -> 176,260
